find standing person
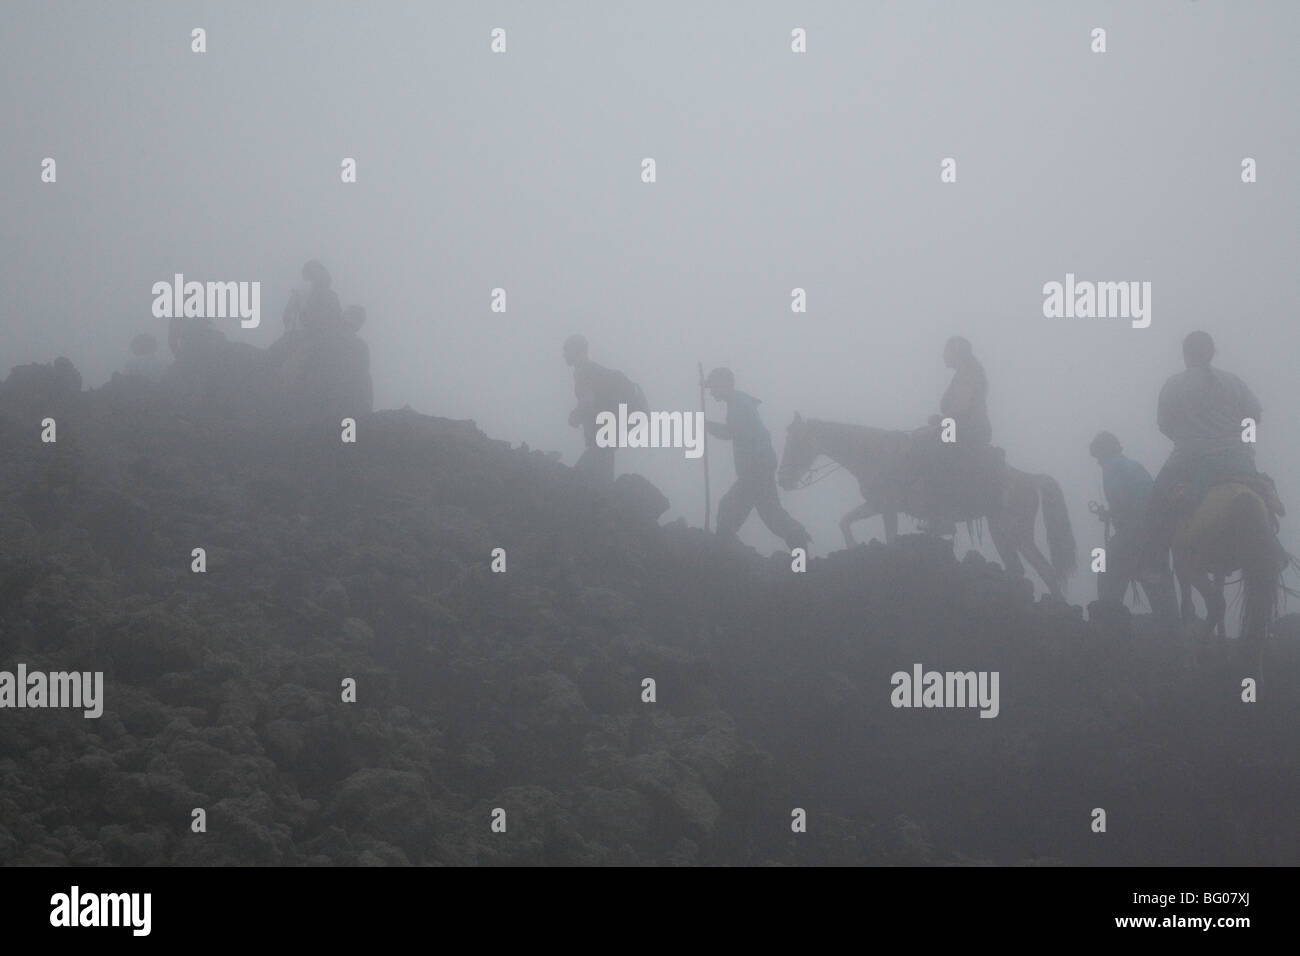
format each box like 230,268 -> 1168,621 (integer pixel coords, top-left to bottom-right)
704,367 -> 811,551
1089,431 -> 1177,623
274,260 -> 350,422
1146,331 -> 1262,559
563,333 -> 647,489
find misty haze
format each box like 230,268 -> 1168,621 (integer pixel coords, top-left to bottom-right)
1,0 -> 1297,878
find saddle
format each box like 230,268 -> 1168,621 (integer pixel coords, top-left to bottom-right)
905,442 -> 1006,523
1171,472 -> 1285,532
1234,473 -> 1286,518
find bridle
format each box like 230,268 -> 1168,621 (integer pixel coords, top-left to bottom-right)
791,459 -> 842,490
782,420 -> 844,491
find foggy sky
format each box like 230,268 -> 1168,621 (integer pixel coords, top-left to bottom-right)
3,1 -> 1298,588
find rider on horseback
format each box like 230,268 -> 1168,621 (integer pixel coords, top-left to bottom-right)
909,336 -> 1000,535
1146,331 -> 1263,561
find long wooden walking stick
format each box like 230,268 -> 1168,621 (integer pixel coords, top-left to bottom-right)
698,362 -> 711,532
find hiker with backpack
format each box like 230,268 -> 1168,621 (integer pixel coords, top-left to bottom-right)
563,333 -> 648,489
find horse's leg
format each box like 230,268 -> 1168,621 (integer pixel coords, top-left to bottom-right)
1240,578 -> 1263,677
1174,556 -> 1195,631
1241,569 -> 1269,680
839,500 -> 877,548
988,513 -> 1025,578
1205,572 -> 1227,641
1003,477 -> 1061,596
1185,571 -> 1219,641
1179,578 -> 1193,625
1021,538 -> 1061,599
1233,493 -> 1279,677
1170,553 -> 1196,667
883,509 -> 898,544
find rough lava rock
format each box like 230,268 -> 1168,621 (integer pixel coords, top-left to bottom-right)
0,365 -> 1297,865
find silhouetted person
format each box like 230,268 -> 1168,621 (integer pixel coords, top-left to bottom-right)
272,261 -> 374,423
564,333 -> 647,489
124,332 -> 166,380
936,335 -> 992,445
911,336 -> 994,534
270,260 -> 331,366
1089,431 -> 1177,623
1147,331 -> 1261,557
283,259 -> 343,334
343,304 -> 366,335
704,367 -> 810,551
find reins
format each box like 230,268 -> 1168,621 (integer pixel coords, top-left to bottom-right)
793,459 -> 842,489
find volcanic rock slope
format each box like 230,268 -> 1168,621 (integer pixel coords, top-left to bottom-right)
1,370 -> 1297,865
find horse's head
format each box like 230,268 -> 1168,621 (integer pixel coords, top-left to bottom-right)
778,413 -> 816,490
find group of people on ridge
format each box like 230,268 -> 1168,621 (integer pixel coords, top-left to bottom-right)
563,327 -> 1278,621
1089,330 -> 1270,619
122,259 -> 373,424
130,287 -> 1277,621
562,333 -> 810,552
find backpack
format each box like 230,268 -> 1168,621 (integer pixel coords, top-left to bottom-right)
629,381 -> 650,415
590,362 -> 649,415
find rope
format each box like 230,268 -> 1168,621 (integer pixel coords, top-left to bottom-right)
794,460 -> 842,490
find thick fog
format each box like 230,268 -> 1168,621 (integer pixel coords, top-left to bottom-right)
3,0 -> 1297,578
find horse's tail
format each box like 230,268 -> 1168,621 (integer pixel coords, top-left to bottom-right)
1233,489 -> 1286,645
1037,474 -> 1077,580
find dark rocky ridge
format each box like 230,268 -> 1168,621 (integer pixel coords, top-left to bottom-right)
1,365 -> 1297,865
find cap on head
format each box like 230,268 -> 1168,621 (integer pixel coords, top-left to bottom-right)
704,367 -> 734,390
1183,330 -> 1215,367
302,259 -> 331,288
1089,430 -> 1122,460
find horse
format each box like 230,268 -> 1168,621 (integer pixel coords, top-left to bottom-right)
777,414 -> 1077,598
1170,479 -> 1292,671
